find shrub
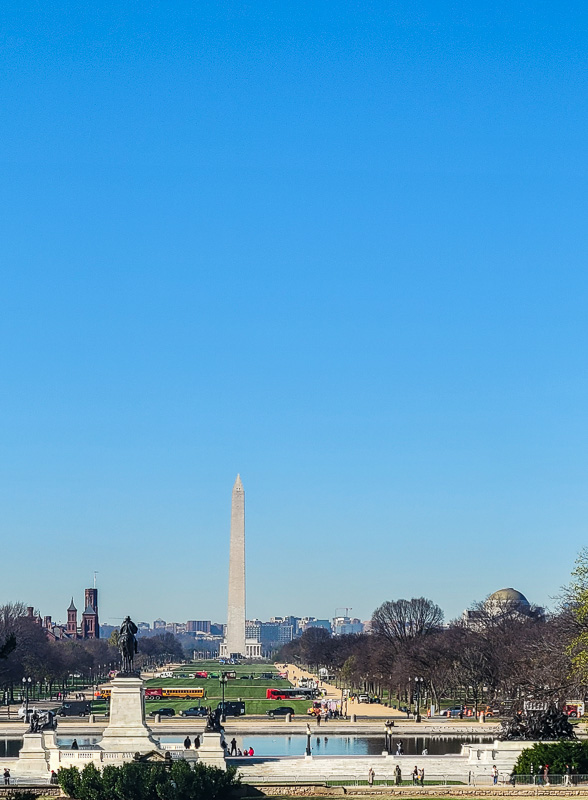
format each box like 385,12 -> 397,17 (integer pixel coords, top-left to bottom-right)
57,760 -> 239,800
58,766 -> 82,798
79,762 -> 105,800
514,740 -> 588,774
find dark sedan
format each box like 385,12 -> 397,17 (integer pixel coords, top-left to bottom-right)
148,707 -> 175,717
179,707 -> 208,717
267,706 -> 295,718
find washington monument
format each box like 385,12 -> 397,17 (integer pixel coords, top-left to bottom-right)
224,474 -> 246,658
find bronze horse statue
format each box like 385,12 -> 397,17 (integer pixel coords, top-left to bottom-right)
119,616 -> 138,673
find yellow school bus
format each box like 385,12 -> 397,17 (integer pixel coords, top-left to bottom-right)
161,687 -> 205,699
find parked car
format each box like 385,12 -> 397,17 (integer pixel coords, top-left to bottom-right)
358,694 -> 370,703
148,707 -> 175,717
57,702 -> 92,717
267,706 -> 295,718
440,706 -> 464,717
179,707 -> 208,717
216,701 -> 245,717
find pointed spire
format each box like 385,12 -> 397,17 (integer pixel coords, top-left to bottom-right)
68,597 -> 77,612
233,474 -> 243,491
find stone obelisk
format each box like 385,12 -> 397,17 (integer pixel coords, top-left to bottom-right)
225,474 -> 246,658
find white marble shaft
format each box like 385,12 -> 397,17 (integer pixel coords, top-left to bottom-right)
225,474 -> 246,657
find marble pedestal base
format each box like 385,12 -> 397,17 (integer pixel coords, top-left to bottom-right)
17,733 -> 49,775
100,675 -> 157,753
196,732 -> 226,770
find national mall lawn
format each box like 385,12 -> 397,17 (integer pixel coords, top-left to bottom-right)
93,661 -> 312,716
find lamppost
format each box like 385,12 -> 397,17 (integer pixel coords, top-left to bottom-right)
219,672 -> 228,723
22,677 -> 31,713
408,677 -> 412,716
414,677 -> 424,723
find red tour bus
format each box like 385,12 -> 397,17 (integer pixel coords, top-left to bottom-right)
266,688 -> 315,700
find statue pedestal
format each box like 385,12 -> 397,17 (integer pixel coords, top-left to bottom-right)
100,675 -> 157,753
197,732 -> 226,770
17,733 -> 49,776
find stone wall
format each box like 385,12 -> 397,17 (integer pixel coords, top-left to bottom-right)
0,789 -> 60,797
246,787 -> 588,797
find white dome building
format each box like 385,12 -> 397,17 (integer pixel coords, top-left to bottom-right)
463,587 -> 542,628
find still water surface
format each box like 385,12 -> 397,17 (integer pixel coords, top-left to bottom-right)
159,735 -> 494,757
0,735 -> 494,759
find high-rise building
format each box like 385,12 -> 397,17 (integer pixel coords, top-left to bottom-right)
187,620 -> 211,633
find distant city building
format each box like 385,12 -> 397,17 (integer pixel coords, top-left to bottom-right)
301,618 -> 332,634
187,620 -> 212,633
153,618 -> 166,629
463,588 -> 544,629
332,616 -> 364,636
41,589 -> 99,641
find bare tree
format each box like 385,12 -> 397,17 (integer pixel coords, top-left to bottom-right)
372,597 -> 444,651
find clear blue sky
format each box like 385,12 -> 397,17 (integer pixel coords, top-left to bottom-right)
1,0 -> 587,628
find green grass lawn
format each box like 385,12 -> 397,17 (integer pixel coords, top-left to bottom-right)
93,661 -> 313,716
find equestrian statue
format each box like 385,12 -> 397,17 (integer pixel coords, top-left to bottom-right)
118,616 -> 139,674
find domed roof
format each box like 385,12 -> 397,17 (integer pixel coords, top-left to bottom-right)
487,588 -> 530,607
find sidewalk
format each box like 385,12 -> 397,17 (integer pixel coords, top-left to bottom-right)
279,663 -> 410,718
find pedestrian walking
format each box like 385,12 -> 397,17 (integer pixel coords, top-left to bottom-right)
230,738 -> 237,756
3,769 -> 10,785
543,764 -> 550,786
412,766 -> 418,785
419,768 -> 425,786
183,736 -> 191,749
491,765 -> 498,785
194,735 -> 200,749
394,765 -> 402,786
565,765 -> 571,786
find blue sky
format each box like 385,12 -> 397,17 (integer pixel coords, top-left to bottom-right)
1,0 -> 587,627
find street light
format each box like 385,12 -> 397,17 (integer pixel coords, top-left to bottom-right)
22,677 -> 32,713
219,672 -> 228,723
414,677 -> 424,723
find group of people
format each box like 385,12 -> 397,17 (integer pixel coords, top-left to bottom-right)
182,736 -> 201,750
412,766 -> 425,785
314,709 -> 341,724
184,736 -> 254,757
368,765 -> 422,787
226,738 -> 254,757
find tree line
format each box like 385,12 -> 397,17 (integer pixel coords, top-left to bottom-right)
0,603 -> 186,702
278,567 -> 588,713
